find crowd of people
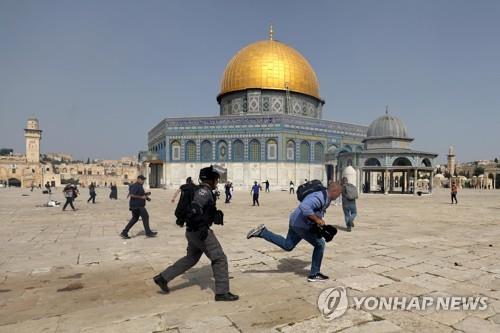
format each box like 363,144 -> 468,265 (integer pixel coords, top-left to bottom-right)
44,168 -> 361,302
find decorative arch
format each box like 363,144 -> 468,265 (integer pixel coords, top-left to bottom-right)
266,139 -> 278,160
314,142 -> 324,163
8,178 -> 21,187
365,158 -> 381,166
216,140 -> 228,161
421,158 -> 432,167
392,157 -> 412,167
286,140 -> 295,161
185,140 -> 197,161
300,141 -> 310,162
232,140 -> 244,161
249,139 -> 261,161
171,140 -> 181,161
343,145 -> 353,152
201,140 -> 213,161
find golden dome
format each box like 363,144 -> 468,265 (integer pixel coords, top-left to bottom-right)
218,38 -> 321,100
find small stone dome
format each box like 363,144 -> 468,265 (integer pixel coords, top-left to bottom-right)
367,113 -> 409,139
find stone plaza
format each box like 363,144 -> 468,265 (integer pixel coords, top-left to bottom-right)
0,187 -> 499,332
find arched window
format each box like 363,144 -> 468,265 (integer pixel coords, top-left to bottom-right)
201,140 -> 213,161
232,140 -> 244,161
217,140 -> 228,161
300,141 -> 310,162
171,140 -> 181,161
185,140 -> 196,161
249,139 -> 261,161
286,140 -> 295,161
314,142 -> 324,163
266,139 -> 277,160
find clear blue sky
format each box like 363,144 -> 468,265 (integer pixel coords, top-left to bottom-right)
1,0 -> 499,163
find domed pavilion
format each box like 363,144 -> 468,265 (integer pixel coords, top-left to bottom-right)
144,27 -> 367,188
337,109 -> 438,194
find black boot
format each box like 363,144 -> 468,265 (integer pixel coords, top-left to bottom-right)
153,274 -> 170,293
215,292 -> 239,302
120,231 -> 131,239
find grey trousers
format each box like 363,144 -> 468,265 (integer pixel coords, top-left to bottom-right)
161,229 -> 229,294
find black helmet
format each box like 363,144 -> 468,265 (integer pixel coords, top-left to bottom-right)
199,165 -> 220,182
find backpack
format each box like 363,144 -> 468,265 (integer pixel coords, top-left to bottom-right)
175,184 -> 197,224
343,183 -> 358,200
297,180 -> 326,202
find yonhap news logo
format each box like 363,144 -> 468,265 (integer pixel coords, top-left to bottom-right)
318,286 -> 488,321
317,287 -> 349,320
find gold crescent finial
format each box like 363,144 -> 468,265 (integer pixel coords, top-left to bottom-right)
269,24 -> 273,40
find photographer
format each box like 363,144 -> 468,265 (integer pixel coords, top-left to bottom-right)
120,175 -> 157,239
154,165 -> 238,302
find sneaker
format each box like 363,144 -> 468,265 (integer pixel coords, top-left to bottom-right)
346,225 -> 352,232
120,232 -> 131,239
307,273 -> 329,282
153,274 -> 170,293
146,231 -> 158,238
215,292 -> 239,302
246,224 -> 265,239
351,222 -> 355,228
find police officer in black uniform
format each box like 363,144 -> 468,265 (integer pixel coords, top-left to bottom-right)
153,166 -> 239,302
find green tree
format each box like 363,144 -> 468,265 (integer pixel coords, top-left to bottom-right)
473,166 -> 485,177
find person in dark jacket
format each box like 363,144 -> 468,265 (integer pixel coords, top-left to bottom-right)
62,184 -> 78,211
87,182 -> 97,203
120,176 -> 157,238
153,165 -> 238,302
109,183 -> 118,200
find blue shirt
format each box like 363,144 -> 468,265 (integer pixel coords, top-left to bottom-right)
251,185 -> 260,194
290,190 -> 330,229
129,183 -> 146,208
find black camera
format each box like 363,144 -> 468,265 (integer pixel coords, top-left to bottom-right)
145,192 -> 152,201
214,210 -> 224,225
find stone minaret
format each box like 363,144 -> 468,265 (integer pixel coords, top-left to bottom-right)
447,146 -> 456,176
24,118 -> 42,164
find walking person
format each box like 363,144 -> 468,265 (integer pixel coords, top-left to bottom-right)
45,181 -> 52,194
87,182 -> 97,204
341,177 -> 358,232
109,183 -> 118,200
171,177 -> 194,203
62,184 -> 78,211
451,182 -> 458,204
289,181 -> 295,194
224,181 -> 233,203
120,175 -> 157,239
251,181 -> 261,206
263,180 -> 270,192
153,165 -> 239,301
247,182 -> 343,282
173,177 -> 197,227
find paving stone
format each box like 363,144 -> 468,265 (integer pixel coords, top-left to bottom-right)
452,316 -> 500,333
1,188 -> 500,332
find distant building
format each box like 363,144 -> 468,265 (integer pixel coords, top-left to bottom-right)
337,111 -> 438,194
0,118 -> 139,188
